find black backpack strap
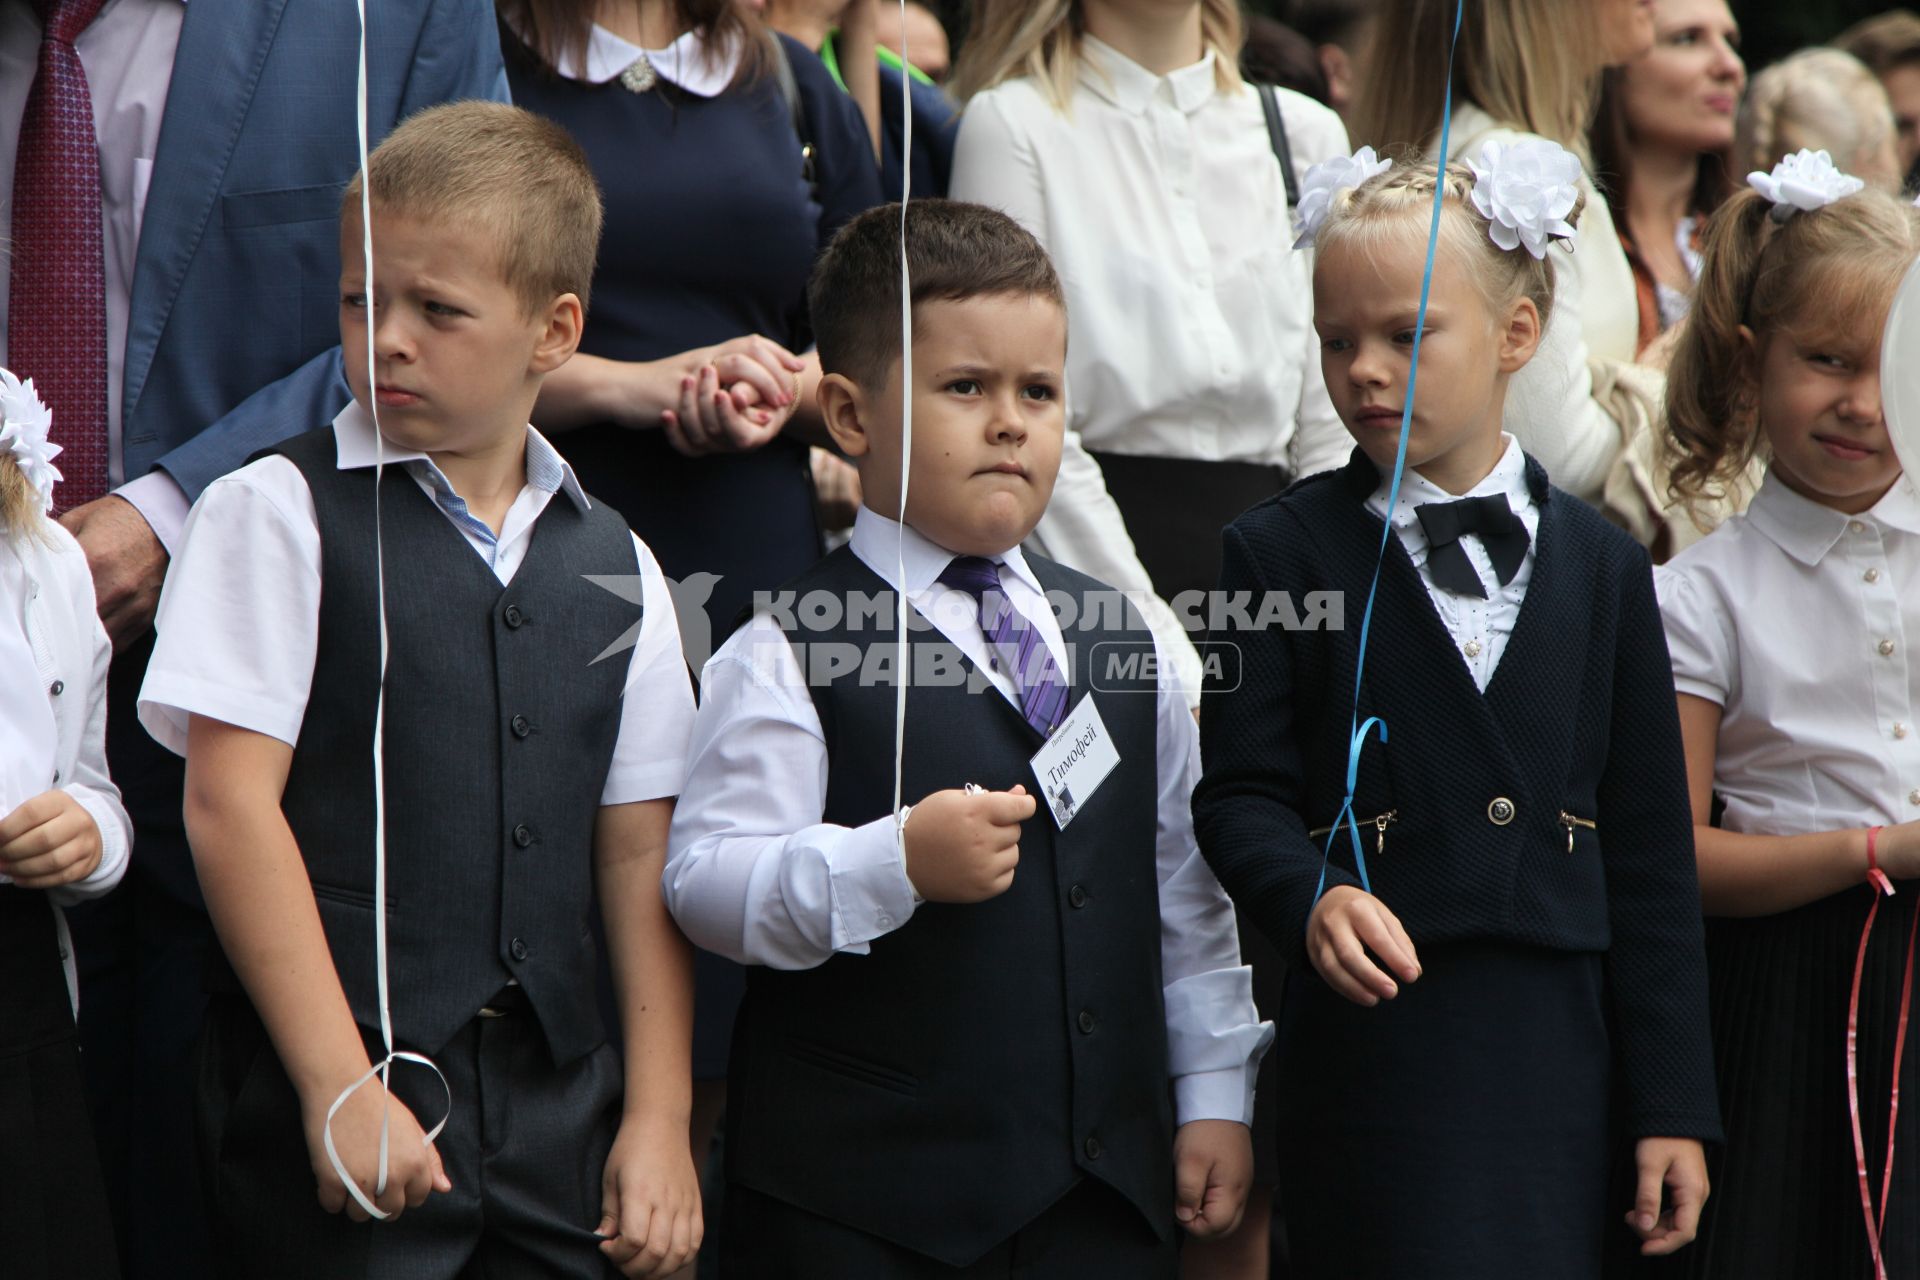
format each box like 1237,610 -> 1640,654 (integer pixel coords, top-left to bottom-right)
767,31 -> 819,202
1258,83 -> 1299,210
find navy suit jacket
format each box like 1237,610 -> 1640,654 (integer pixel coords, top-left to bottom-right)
1194,448 -> 1722,1141
125,0 -> 505,501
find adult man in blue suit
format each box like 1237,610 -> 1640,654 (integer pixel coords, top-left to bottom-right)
0,2 -> 504,1273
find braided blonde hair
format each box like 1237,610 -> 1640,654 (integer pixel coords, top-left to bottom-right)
1313,158 -> 1584,332
1735,49 -> 1901,191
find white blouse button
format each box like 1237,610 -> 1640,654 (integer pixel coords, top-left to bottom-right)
1866,568 -> 1882,583
1851,520 -> 1868,534
1882,639 -> 1898,657
1911,789 -> 1920,806
1897,723 -> 1911,740
1464,639 -> 1482,658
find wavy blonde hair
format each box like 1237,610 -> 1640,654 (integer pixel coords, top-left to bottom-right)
1735,48 -> 1900,191
1314,158 -> 1584,333
1663,185 -> 1920,518
950,0 -> 1244,106
1352,0 -> 1605,160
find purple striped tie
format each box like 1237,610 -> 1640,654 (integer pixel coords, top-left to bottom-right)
939,556 -> 1071,739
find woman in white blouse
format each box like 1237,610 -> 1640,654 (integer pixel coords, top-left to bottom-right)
949,0 -> 1353,709
1355,0 -> 1707,550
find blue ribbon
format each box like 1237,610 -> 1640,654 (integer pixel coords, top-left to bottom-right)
1310,0 -> 1466,912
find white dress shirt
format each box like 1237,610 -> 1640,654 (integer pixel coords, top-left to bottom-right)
951,42 -> 1352,703
138,404 -> 696,807
1446,105 -> 1643,505
664,505 -> 1272,1125
0,0 -> 190,545
1657,472 -> 1920,835
1365,434 -> 1538,692
1,517 -> 133,1010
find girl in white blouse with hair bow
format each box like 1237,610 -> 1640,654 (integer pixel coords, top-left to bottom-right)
0,369 -> 130,1275
949,0 -> 1354,717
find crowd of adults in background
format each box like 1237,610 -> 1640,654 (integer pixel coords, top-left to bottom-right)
7,1 -> 1920,1278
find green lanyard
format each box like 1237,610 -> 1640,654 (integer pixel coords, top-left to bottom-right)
819,30 -> 936,93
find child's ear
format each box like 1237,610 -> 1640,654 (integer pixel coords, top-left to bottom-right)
1497,297 -> 1544,373
818,372 -> 872,459
529,293 -> 584,375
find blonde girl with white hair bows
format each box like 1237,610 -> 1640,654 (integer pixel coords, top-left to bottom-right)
1653,154 -> 1920,1279
0,367 -> 130,1276
1195,142 -> 1722,1278
1356,0 -> 1732,553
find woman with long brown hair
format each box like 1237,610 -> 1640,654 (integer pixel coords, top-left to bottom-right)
1590,0 -> 1744,356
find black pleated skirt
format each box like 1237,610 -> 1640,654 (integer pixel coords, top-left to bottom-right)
1646,885 -> 1920,1278
1275,939 -> 1614,1279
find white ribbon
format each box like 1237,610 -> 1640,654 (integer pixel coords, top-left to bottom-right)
1465,138 -> 1582,259
0,369 -> 61,512
892,1 -> 914,851
323,0 -> 450,1222
1749,148 -> 1866,221
1292,146 -> 1392,250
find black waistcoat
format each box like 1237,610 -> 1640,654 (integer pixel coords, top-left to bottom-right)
725,546 -> 1173,1267
271,426 -> 640,1066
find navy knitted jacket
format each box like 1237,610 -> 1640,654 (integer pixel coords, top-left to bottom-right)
1193,449 -> 1722,1140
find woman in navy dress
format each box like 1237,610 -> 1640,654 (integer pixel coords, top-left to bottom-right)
503,0 -> 881,641
501,4 -> 881,1243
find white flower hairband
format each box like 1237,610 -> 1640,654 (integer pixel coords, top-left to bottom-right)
1293,146 -> 1393,249
0,368 -> 62,514
1748,149 -> 1865,222
1293,138 -> 1583,259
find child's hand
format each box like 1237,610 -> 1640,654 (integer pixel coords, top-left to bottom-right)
1172,1119 -> 1253,1239
301,1080 -> 450,1222
0,790 -> 102,889
596,1113 -> 704,1277
661,364 -> 795,456
902,786 -> 1036,903
1305,885 -> 1421,1006
1626,1136 -> 1708,1255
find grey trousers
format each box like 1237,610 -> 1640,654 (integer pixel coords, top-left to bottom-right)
196,993 -> 621,1280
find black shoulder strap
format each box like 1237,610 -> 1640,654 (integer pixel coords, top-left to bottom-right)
1258,83 -> 1299,210
767,30 -> 819,201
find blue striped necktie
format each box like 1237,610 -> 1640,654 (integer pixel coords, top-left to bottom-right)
938,556 -> 1071,739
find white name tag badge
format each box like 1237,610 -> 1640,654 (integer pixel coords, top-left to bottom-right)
1030,694 -> 1121,830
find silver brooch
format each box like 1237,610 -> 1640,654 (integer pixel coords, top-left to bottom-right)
618,54 -> 657,93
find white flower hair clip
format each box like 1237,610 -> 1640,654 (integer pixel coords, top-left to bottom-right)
1466,139 -> 1582,259
1292,146 -> 1393,249
1749,149 -> 1864,223
0,368 -> 62,514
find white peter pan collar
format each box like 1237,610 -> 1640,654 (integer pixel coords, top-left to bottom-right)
548,22 -> 742,97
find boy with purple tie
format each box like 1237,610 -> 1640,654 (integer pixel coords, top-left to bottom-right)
663,200 -> 1269,1278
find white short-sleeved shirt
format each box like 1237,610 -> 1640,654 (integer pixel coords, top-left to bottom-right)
139,405 -> 695,806
1656,471 -> 1920,835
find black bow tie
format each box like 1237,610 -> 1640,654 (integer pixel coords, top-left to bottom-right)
1413,494 -> 1529,599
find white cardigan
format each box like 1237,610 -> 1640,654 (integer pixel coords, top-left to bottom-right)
4,519 -> 131,1011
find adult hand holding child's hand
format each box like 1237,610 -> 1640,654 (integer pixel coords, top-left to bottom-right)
0,790 -> 103,889
1306,885 -> 1421,1006
903,785 -> 1035,903
596,1112 -> 703,1276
